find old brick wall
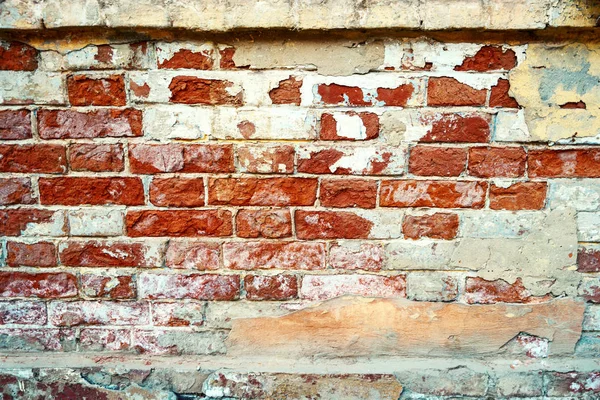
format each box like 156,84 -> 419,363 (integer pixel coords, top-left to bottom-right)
1,0 -> 600,399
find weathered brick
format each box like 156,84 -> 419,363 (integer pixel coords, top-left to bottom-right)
0,328 -> 75,351
126,210 -> 233,237
143,105 -> 212,140
297,146 -> 405,175
41,42 -> 150,71
236,209 -> 292,238
320,111 -> 379,141
6,241 -> 57,267
0,209 -> 66,237
152,302 -> 204,327
300,275 -> 406,300
245,275 -> 298,301
237,145 -> 294,174
328,241 -> 384,271
139,273 -> 240,300
156,42 -> 214,70
59,240 -> 163,268
489,78 -> 519,108
223,242 -> 325,270
80,274 -> 136,299
49,301 -> 149,326
529,149 -> 600,178
0,272 -> 77,298
579,246 -> 600,272
580,278 -> 600,303
464,277 -> 540,304
489,182 -> 547,210
38,109 -> 142,139
39,177 -> 144,206
150,178 -> 205,207
316,83 -> 415,107
133,329 -> 226,355
269,76 -> 302,105
427,77 -> 487,106
297,209 -> 403,239
166,241 -> 220,270
208,177 -> 317,206
420,113 -> 490,143
68,143 -> 124,172
219,46 -> 236,69
0,301 -> 46,325
546,372 -> 600,397
380,180 -> 487,208
169,76 -> 243,105
409,146 -> 467,176
0,42 -> 38,71
79,329 -> 130,351
129,144 -> 234,174
403,213 -> 459,240
0,178 -> 35,205
468,147 -> 526,177
67,208 -> 124,237
0,144 -> 66,173
406,272 -> 458,302
454,46 -> 517,71
0,71 -> 66,105
0,109 -> 32,139
319,179 -> 377,208
67,74 -> 126,106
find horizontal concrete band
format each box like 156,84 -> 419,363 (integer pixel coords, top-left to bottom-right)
1,0 -> 599,31
1,353 -> 600,373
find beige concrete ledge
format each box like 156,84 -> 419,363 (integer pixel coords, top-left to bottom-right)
1,0 -> 599,31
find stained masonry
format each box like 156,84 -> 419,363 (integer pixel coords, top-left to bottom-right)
1,0 -> 600,399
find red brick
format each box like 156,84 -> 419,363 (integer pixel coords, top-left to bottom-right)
376,85 -> 415,106
79,329 -> 130,351
320,112 -> 379,141
297,147 -> 397,175
489,79 -> 519,108
6,241 -> 57,267
150,178 -> 205,207
560,101 -> 586,109
427,77 -> 487,106
0,209 -> 65,237
80,275 -> 136,299
0,272 -> 77,298
489,182 -> 547,210
580,279 -> 600,303
38,109 -> 142,139
208,177 -> 317,206
140,273 -> 240,300
0,42 -> 38,71
464,277 -> 547,304
455,46 -> 517,72
468,147 -> 526,178
578,247 -> 600,273
237,145 -> 294,174
320,179 -> 377,208
69,143 -> 124,172
528,149 -> 600,178
152,302 -> 204,327
328,242 -> 383,271
129,144 -> 234,174
295,210 -> 374,239
126,210 -> 233,237
59,241 -> 159,268
409,146 -> 467,177
0,178 -> 35,205
166,241 -> 220,270
0,301 -> 46,325
158,49 -> 214,69
421,114 -> 490,143
245,275 -> 298,301
236,209 -> 292,238
223,241 -> 325,270
380,180 -> 487,208
403,213 -> 459,240
39,177 -> 144,206
169,76 -> 243,105
67,74 -> 126,106
0,144 -> 66,173
219,47 -> 236,69
300,274 -> 406,300
0,109 -> 32,139
269,76 -> 302,105
49,301 -> 149,326
317,83 -> 414,106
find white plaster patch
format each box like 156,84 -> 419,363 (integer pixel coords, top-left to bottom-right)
143,105 -> 212,141
333,112 -> 366,139
68,208 -> 124,237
